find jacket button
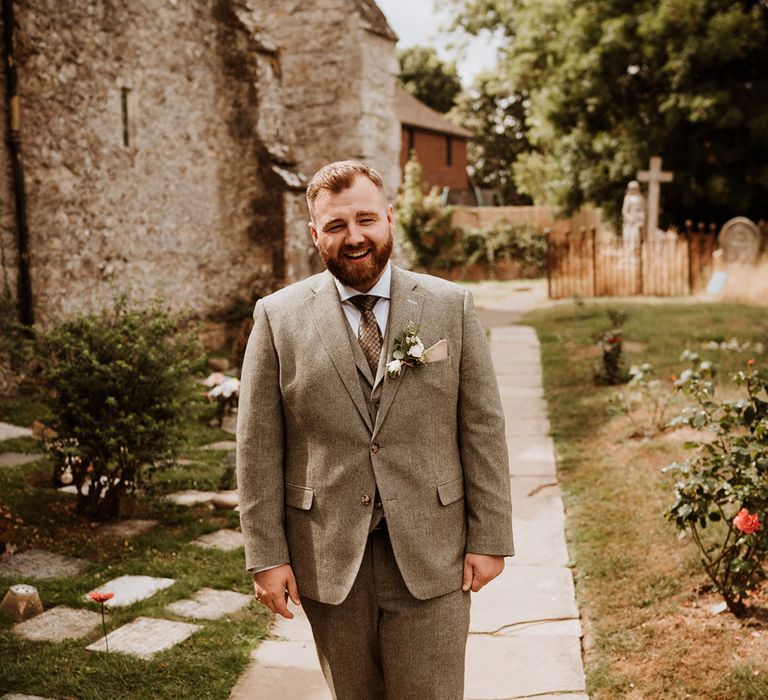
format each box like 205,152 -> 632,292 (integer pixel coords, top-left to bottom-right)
361,494 -> 372,506
374,500 -> 382,509
371,443 -> 380,453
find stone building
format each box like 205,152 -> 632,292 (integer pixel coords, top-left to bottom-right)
0,0 -> 400,327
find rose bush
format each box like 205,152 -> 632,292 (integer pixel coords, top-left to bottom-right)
664,351 -> 768,616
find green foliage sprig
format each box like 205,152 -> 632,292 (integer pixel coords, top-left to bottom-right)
608,362 -> 678,438
664,351 -> 768,616
38,296 -> 201,519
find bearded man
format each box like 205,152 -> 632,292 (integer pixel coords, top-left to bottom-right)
237,160 -> 514,699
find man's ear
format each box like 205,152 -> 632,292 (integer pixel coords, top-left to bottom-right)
309,221 -> 319,248
386,203 -> 395,230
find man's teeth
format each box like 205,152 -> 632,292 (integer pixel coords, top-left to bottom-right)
347,250 -> 369,258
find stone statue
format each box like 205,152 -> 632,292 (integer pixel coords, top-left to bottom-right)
622,180 -> 645,246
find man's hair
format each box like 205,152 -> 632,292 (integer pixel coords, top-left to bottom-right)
306,160 -> 385,217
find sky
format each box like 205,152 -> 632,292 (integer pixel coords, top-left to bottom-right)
375,0 -> 502,86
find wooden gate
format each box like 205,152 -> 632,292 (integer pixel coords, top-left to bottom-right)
546,226 -> 716,299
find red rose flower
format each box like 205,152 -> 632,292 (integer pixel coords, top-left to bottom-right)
89,591 -> 115,603
748,358 -> 755,367
733,508 -> 760,535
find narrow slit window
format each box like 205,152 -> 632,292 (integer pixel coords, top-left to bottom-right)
446,136 -> 453,166
121,87 -> 131,147
407,128 -> 415,154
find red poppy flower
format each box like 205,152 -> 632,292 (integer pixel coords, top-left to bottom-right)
89,591 -> 115,603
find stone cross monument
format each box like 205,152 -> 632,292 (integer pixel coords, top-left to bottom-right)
637,156 -> 673,238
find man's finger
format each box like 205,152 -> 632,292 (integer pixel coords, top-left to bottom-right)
273,593 -> 294,620
462,558 -> 473,592
287,571 -> 301,606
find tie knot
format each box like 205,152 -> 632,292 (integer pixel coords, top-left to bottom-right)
350,295 -> 379,313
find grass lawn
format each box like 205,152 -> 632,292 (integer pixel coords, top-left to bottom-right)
524,299 -> 768,699
0,399 -> 268,699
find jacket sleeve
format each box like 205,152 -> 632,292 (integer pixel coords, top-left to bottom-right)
458,289 -> 515,556
236,299 -> 290,571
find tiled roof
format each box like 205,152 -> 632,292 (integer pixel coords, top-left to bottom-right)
395,87 -> 472,139
356,0 -> 398,42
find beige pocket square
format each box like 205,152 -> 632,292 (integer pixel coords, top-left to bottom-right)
422,338 -> 448,364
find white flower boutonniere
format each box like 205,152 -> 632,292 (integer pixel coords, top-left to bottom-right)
387,322 -> 426,378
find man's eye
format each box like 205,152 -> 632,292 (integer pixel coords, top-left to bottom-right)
360,218 -> 374,224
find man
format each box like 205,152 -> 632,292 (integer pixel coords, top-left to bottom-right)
237,160 -> 513,699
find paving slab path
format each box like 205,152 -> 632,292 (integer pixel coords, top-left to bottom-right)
229,280 -> 587,699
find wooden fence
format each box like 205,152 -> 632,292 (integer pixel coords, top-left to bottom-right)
547,223 -> 717,299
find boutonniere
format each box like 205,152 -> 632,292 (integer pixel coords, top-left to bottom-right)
386,322 -> 449,378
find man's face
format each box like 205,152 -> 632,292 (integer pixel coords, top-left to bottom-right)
309,175 -> 394,292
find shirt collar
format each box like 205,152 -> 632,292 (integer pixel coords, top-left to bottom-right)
333,261 -> 392,302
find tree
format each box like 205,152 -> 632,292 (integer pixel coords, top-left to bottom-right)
398,46 -> 463,113
453,71 -> 531,204
448,0 -> 768,226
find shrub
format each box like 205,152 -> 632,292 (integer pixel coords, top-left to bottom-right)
607,362 -> 678,437
396,154 -> 460,269
462,222 -> 546,277
593,309 -> 629,385
38,297 -> 201,519
664,352 -> 768,616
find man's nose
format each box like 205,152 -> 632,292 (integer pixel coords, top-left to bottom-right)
344,223 -> 366,246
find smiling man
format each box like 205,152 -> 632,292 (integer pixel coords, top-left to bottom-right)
237,160 -> 514,699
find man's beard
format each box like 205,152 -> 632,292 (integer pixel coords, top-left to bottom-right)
317,231 -> 393,290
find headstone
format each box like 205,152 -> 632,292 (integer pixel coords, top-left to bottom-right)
0,584 -> 44,621
201,440 -> 237,451
719,217 -> 762,264
0,549 -> 90,580
0,453 -> 44,468
99,519 -> 158,539
166,587 -> 251,620
88,575 -> 175,607
637,156 -> 673,238
86,616 -> 201,658
706,270 -> 728,297
165,490 -> 219,506
12,606 -> 102,642
0,421 -> 32,441
192,529 -> 244,551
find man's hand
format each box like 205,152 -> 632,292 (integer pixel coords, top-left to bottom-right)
253,564 -> 301,619
462,553 -> 505,593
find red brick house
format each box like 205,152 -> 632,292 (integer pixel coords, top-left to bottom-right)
395,87 -> 474,204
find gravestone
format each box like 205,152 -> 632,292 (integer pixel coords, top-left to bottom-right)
0,453 -> 43,468
637,156 -> 673,238
192,529 -> 244,551
166,587 -> 251,620
0,549 -> 90,579
86,616 -> 201,658
719,217 -> 762,264
12,606 -> 102,642
0,584 -> 44,621
88,575 -> 175,607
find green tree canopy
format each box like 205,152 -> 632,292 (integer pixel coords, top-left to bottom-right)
449,0 -> 768,226
398,45 -> 463,113
453,71 -> 531,204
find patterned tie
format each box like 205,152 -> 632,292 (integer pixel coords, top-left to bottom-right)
350,295 -> 383,375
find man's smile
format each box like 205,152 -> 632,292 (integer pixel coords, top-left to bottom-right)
345,249 -> 371,260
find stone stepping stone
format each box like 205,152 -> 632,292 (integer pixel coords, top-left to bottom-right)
86,616 -> 201,659
0,421 -> 32,441
509,496 -> 570,567
12,606 -> 102,642
99,519 -> 158,539
192,529 -> 244,552
166,587 -> 251,620
0,452 -> 43,468
0,549 -> 90,580
211,491 -> 239,509
2,694 -> 59,700
469,565 -> 578,634
89,575 -> 175,608
200,440 -> 236,451
165,490 -> 219,506
465,635 -> 586,699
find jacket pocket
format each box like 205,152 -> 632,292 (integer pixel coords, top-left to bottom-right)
437,476 -> 465,506
285,483 -> 314,510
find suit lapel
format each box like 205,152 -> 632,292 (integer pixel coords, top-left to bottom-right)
305,272 -> 374,432
373,266 -> 426,437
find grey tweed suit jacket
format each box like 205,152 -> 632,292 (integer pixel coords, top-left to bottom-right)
236,264 -> 514,605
